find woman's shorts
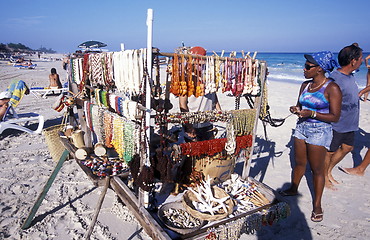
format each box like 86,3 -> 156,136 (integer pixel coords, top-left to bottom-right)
293,121 -> 333,150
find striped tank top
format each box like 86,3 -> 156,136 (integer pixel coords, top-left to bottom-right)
299,79 -> 332,123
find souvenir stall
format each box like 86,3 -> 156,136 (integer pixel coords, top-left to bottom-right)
56,9 -> 289,240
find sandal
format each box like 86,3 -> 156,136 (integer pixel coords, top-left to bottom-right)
278,190 -> 299,197
311,211 -> 324,222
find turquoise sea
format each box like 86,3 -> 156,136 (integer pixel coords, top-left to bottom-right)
220,52 -> 370,88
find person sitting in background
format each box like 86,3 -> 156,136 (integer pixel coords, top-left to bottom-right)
280,51 -> 342,222
48,68 -> 62,89
15,57 -> 24,64
22,59 -> 33,66
0,91 -> 12,121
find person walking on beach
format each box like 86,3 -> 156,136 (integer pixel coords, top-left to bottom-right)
360,54 -> 370,101
324,43 -> 363,190
339,56 -> 370,176
281,51 -> 342,222
48,68 -> 62,89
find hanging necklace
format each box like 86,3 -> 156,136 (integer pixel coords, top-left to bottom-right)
309,78 -> 327,91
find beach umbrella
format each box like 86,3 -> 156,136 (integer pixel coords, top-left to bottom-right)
78,40 -> 107,49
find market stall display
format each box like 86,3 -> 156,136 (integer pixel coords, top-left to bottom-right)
37,9 -> 290,240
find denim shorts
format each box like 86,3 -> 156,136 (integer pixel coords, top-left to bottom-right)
293,120 -> 333,150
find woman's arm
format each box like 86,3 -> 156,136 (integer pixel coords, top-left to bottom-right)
317,82 -> 342,122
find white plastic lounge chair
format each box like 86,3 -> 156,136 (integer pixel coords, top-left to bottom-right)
30,87 -> 68,99
0,106 -> 44,135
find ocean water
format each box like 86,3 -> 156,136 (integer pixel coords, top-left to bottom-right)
219,52 -> 370,88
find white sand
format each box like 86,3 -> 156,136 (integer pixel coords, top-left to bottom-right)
0,54 -> 369,240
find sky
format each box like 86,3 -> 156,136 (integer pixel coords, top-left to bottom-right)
1,0 -> 369,54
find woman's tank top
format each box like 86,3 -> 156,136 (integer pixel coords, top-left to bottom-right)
299,79 -> 332,123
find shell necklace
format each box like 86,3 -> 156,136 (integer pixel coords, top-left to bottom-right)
309,78 -> 327,92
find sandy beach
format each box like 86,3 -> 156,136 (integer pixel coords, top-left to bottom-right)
0,54 -> 369,240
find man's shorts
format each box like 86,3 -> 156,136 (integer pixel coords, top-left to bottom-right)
329,130 -> 355,152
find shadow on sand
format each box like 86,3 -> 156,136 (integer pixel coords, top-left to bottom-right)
234,132 -> 313,240
351,128 -> 370,167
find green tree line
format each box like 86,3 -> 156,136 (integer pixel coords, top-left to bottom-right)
0,43 -> 56,53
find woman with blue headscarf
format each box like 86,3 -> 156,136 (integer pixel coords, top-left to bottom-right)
280,51 -> 342,222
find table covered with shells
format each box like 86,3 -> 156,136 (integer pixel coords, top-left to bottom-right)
153,174 -> 290,239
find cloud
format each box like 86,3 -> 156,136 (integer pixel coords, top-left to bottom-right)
5,16 -> 46,27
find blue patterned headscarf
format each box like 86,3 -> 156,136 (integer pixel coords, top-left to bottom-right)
304,51 -> 339,73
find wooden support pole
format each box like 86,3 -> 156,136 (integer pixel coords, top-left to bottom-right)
110,176 -> 171,240
21,149 -> 70,229
84,176 -> 110,239
242,62 -> 267,178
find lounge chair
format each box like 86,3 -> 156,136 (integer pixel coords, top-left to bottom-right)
1,80 -> 45,135
0,105 -> 44,135
30,87 -> 68,99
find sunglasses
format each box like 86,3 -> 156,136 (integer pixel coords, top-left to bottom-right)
305,64 -> 319,70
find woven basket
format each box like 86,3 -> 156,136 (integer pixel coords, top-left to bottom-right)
182,186 -> 234,221
43,124 -> 66,162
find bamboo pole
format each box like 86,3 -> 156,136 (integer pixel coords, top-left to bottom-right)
21,149 -> 70,229
242,61 -> 267,178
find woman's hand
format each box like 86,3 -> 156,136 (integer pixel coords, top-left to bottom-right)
290,106 -> 300,114
366,54 -> 370,68
290,106 -> 313,118
296,109 -> 313,118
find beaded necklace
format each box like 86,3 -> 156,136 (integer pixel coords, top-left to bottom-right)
170,54 -> 180,96
80,54 -> 89,91
94,89 -> 101,106
180,55 -> 187,96
113,51 -> 124,92
230,109 -> 256,136
186,55 -> 195,97
215,56 -> 222,90
154,109 -> 231,125
259,81 -> 268,119
84,101 -> 93,132
103,111 -> 114,148
123,121 -> 136,162
104,52 -> 114,88
89,53 -> 104,86
111,115 -> 124,158
242,58 -> 253,95
180,135 -> 252,157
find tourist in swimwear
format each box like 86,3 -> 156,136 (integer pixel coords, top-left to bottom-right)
0,91 -> 12,121
48,68 -> 63,89
324,43 -> 363,190
281,51 -> 342,222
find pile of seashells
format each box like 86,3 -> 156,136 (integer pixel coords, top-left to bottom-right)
162,207 -> 202,229
221,174 -> 270,213
189,176 -> 231,216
